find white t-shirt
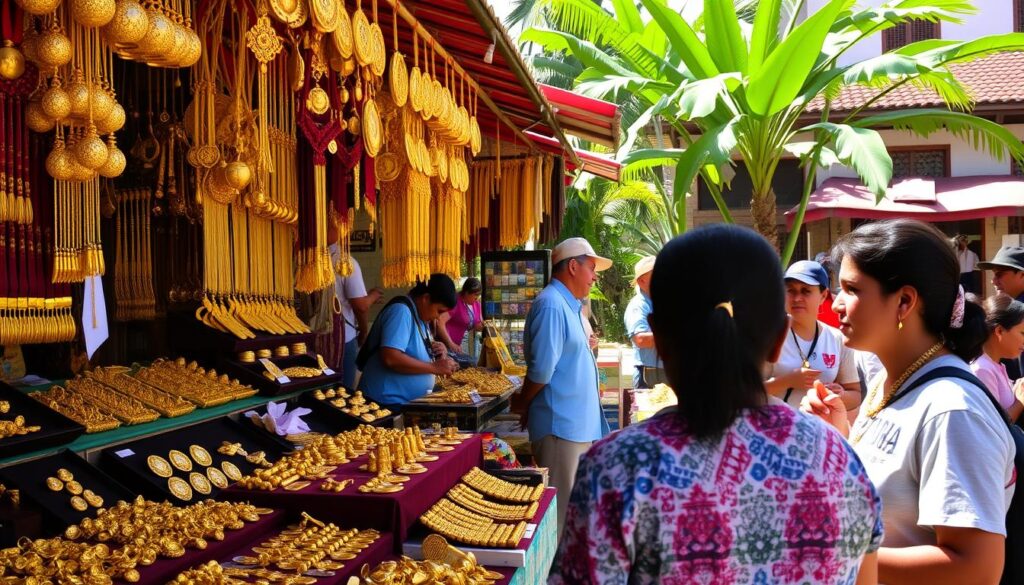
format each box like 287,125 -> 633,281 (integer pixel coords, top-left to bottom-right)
851,355 -> 1015,549
958,247 -> 979,274
856,351 -> 885,389
328,244 -> 368,342
770,321 -> 858,407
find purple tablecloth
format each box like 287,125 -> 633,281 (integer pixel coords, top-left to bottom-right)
221,435 -> 483,551
129,510 -> 285,585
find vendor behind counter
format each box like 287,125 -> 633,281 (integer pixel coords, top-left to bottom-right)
356,274 -> 459,407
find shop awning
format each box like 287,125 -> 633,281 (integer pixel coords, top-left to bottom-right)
538,84 -> 620,149
785,175 -> 1024,227
525,131 -> 621,182
379,0 -> 587,165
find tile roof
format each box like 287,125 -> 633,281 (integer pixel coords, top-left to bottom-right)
810,51 -> 1024,113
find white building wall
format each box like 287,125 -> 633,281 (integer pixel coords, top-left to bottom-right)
805,0 -> 1012,66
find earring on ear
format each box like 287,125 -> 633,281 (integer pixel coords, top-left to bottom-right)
898,319 -> 904,331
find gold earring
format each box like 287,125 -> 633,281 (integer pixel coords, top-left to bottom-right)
898,320 -> 903,331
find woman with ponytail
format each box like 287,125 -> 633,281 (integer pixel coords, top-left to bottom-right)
551,224 -> 882,584
802,219 -> 1014,585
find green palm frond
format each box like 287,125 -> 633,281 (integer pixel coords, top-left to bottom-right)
855,109 -> 1024,166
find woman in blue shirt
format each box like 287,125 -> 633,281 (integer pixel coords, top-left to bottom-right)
357,274 -> 459,406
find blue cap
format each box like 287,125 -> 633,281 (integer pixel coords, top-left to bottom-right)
785,260 -> 830,289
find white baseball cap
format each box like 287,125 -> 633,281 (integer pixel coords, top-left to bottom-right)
551,237 -> 613,272
631,255 -> 656,285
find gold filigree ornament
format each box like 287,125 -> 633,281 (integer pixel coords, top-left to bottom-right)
269,0 -> 306,28
363,98 -> 382,157
189,471 -> 212,495
206,466 -> 229,489
351,0 -> 372,67
377,152 -> 401,182
168,476 -> 193,501
369,20 -> 385,78
308,0 -> 338,33
306,85 -> 330,115
147,454 -> 174,478
332,6 -> 353,59
246,15 -> 283,69
222,460 -> 242,481
169,449 -> 193,472
190,444 -> 213,467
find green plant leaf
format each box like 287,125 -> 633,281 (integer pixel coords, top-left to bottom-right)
520,28 -> 632,75
639,0 -> 720,79
748,0 -> 849,117
610,0 -> 645,34
748,0 -> 783,74
784,141 -> 841,167
703,0 -> 748,73
855,109 -> 1024,169
802,122 -> 891,199
677,73 -> 742,120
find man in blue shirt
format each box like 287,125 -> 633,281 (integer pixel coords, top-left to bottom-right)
623,255 -> 664,389
357,274 -> 459,406
514,237 -> 612,534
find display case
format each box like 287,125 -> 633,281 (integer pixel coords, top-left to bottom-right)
480,251 -> 551,364
0,382 -> 86,459
99,417 -> 286,503
0,449 -> 135,535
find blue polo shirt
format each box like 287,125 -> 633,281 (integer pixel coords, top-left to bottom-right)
357,300 -> 434,405
624,291 -> 662,368
523,279 -> 610,443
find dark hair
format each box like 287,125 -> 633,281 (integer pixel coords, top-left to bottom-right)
980,293 -> 1024,333
461,277 -> 482,295
833,219 -> 987,362
409,273 -> 458,309
649,224 -> 787,439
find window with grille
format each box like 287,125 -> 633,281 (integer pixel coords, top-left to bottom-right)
779,226 -> 808,263
697,159 -> 805,210
890,148 -> 949,179
882,20 -> 940,51
1016,0 -> 1024,32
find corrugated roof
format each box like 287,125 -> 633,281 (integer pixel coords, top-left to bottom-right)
809,52 -> 1024,113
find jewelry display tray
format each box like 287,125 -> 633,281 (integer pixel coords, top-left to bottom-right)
219,352 -> 344,396
0,381 -> 86,459
297,392 -> 400,432
99,417 -> 286,503
0,449 -> 134,534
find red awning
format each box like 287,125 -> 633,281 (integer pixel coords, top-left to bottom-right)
526,131 -> 621,182
539,84 -> 620,149
785,175 -> 1024,227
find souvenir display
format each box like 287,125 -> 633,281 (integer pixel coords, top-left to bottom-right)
228,512 -> 380,574
112,188 -> 156,320
357,533 -> 504,584
437,368 -> 515,397
132,358 -> 258,407
461,467 -> 544,504
31,384 -> 122,432
88,365 -> 196,417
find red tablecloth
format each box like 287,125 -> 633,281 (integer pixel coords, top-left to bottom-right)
221,434 -> 483,551
129,510 -> 285,584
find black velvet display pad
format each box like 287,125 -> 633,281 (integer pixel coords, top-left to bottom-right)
219,353 -> 344,396
0,382 -> 85,459
99,417 -> 286,503
297,392 -> 400,432
0,449 -> 135,535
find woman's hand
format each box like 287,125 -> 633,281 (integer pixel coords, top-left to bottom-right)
778,367 -> 822,391
800,380 -> 850,437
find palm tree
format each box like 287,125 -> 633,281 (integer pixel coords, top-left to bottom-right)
518,0 -> 1024,263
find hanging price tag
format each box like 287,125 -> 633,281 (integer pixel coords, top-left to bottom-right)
260,358 -> 291,384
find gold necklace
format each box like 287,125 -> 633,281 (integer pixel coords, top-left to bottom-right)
852,341 -> 944,444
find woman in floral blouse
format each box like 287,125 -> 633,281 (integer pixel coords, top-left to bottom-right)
550,225 -> 883,585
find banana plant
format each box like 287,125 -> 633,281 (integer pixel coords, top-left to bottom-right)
519,0 -> 1024,263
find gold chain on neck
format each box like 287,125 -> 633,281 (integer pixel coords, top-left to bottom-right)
851,341 -> 944,444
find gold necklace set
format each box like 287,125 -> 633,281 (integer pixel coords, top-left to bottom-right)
112,188 -> 156,321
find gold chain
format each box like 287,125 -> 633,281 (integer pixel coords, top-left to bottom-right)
852,341 -> 944,444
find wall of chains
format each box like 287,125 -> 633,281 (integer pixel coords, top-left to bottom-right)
0,0 -> 565,359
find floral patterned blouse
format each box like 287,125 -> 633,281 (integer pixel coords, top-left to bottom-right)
550,404 -> 883,584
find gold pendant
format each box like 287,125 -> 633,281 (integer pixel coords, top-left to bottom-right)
802,360 -> 810,369
306,85 -> 330,115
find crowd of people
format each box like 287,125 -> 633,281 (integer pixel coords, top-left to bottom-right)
531,220 -> 1023,585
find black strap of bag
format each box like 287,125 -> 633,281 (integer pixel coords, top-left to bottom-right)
354,296 -> 418,371
892,366 -> 1024,585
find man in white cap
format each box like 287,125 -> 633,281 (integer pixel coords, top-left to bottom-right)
513,237 -> 612,536
624,255 -> 664,389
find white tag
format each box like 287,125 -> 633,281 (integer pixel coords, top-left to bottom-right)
321,366 -> 335,376
506,375 -> 522,387
259,358 -> 291,384
524,523 -> 537,539
115,448 -> 135,458
469,390 -> 483,404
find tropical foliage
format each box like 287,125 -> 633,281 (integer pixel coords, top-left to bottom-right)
516,0 -> 1024,263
